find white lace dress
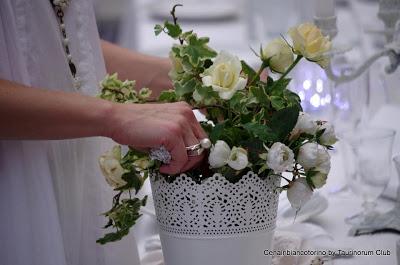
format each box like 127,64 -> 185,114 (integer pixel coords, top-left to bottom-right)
0,0 -> 140,264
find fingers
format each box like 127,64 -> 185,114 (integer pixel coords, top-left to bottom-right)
180,124 -> 204,173
173,101 -> 208,139
159,124 -> 188,175
159,102 -> 208,175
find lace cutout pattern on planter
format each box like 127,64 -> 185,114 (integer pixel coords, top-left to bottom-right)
150,171 -> 280,238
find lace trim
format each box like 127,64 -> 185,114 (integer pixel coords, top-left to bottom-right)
150,171 -> 280,238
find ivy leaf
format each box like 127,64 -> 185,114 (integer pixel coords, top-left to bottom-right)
154,24 -> 164,36
180,34 -> 217,66
241,60 -> 258,83
283,89 -> 302,110
242,123 -> 277,142
270,95 -> 286,110
97,229 -> 129,245
175,77 -> 199,97
240,138 -> 266,164
267,106 -> 300,140
209,122 -> 226,143
118,171 -> 143,194
249,86 -> 270,106
270,78 -> 291,95
158,89 -> 177,102
195,85 -> 218,105
164,21 -> 182,38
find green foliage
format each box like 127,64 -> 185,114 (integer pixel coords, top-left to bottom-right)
97,196 -> 147,245
97,5 -> 335,245
158,89 -> 178,102
242,123 -> 277,142
267,107 -> 300,140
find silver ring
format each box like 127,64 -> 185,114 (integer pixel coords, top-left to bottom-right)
185,143 -> 202,151
187,147 -> 205,157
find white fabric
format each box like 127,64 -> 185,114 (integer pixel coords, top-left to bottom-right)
0,0 -> 140,264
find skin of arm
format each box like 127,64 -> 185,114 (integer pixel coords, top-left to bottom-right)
101,40 -> 173,98
0,79 -> 205,174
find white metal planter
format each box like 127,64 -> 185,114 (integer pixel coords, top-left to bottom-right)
150,171 -> 280,265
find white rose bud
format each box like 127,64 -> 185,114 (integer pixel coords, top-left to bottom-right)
99,145 -> 126,189
287,178 -> 313,210
266,142 -> 295,174
292,112 -> 318,136
318,122 -> 338,146
202,51 -> 247,100
227,147 -> 249,171
310,170 -> 328,189
262,38 -> 294,73
209,140 -> 231,168
209,141 -> 249,170
288,23 -> 332,68
297,142 -> 331,173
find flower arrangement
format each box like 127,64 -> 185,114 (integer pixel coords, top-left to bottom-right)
96,5 -> 337,244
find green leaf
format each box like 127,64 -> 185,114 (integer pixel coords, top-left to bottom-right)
242,123 -> 277,142
154,24 -> 164,36
118,171 -> 143,194
164,22 -> 182,38
270,78 -> 291,95
270,96 -> 286,110
209,122 -> 227,143
241,60 -> 258,83
158,90 -> 177,102
180,34 -> 217,66
195,85 -> 218,105
175,78 -> 199,97
267,106 -> 300,140
97,229 -> 129,245
249,86 -> 270,106
283,89 -> 302,110
229,92 -> 247,112
240,138 -> 266,165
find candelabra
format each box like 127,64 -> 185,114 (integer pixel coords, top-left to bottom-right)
314,0 -> 400,85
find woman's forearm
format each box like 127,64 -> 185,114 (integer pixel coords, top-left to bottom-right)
0,79 -> 112,140
101,40 -> 172,97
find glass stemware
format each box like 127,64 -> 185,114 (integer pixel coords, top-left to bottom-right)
342,127 -> 395,225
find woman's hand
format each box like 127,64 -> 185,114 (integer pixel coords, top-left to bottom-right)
106,101 -> 208,175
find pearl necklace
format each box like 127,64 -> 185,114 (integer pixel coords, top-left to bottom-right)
50,0 -> 81,89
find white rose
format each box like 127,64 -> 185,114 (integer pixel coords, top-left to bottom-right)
287,178 -> 313,210
209,140 -> 231,168
292,112 -> 318,136
228,147 -> 249,171
297,142 -> 331,173
288,23 -> 332,68
262,38 -> 294,73
99,145 -> 126,189
318,122 -> 338,146
168,49 -> 184,80
209,140 -> 249,170
310,170 -> 328,189
266,142 -> 295,174
202,51 -> 247,100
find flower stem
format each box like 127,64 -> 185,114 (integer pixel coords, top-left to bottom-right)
277,55 -> 303,82
248,62 -> 267,87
